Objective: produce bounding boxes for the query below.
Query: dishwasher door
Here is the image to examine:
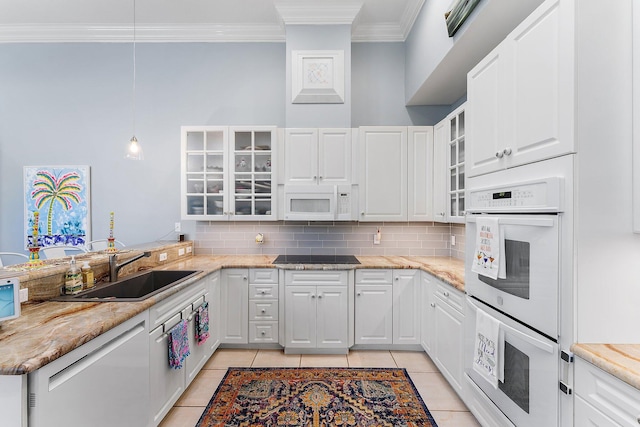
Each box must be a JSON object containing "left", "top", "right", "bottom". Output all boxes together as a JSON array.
[{"left": 28, "top": 312, "right": 149, "bottom": 427}]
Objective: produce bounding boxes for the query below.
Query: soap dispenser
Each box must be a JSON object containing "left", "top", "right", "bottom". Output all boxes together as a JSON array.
[
  {"left": 64, "top": 255, "right": 82, "bottom": 295},
  {"left": 81, "top": 261, "right": 94, "bottom": 289}
]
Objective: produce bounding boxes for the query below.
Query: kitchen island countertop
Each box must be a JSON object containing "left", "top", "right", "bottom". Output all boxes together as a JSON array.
[{"left": 0, "top": 254, "right": 463, "bottom": 375}]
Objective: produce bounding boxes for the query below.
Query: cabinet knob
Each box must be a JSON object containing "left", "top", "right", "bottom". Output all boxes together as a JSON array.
[
  {"left": 503, "top": 147, "right": 512, "bottom": 156},
  {"left": 357, "top": 292, "right": 361, "bottom": 296},
  {"left": 361, "top": 211, "right": 365, "bottom": 216},
  {"left": 261, "top": 331, "right": 266, "bottom": 336},
  {"left": 318, "top": 294, "right": 323, "bottom": 299},
  {"left": 243, "top": 276, "right": 247, "bottom": 281},
  {"left": 261, "top": 290, "right": 266, "bottom": 295},
  {"left": 495, "top": 151, "right": 504, "bottom": 159},
  {"left": 395, "top": 277, "right": 399, "bottom": 281},
  {"left": 261, "top": 309, "right": 266, "bottom": 313},
  {"left": 311, "top": 294, "right": 316, "bottom": 298},
  {"left": 430, "top": 302, "right": 436, "bottom": 307},
  {"left": 443, "top": 291, "right": 449, "bottom": 297},
  {"left": 319, "top": 176, "right": 323, "bottom": 180}
]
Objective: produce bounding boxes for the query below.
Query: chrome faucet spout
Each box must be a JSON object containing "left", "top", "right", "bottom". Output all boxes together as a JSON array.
[{"left": 109, "top": 251, "right": 152, "bottom": 282}]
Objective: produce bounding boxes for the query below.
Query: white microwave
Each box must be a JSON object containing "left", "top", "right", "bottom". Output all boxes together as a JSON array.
[{"left": 283, "top": 185, "right": 355, "bottom": 221}]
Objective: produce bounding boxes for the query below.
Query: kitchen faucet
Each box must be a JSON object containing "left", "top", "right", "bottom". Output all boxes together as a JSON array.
[{"left": 109, "top": 251, "right": 152, "bottom": 282}]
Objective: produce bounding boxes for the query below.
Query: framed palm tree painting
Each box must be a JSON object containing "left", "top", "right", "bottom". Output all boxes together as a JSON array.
[{"left": 24, "top": 165, "right": 91, "bottom": 249}]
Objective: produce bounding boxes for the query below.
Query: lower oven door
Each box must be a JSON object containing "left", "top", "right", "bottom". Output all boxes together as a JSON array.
[{"left": 465, "top": 296, "right": 559, "bottom": 427}]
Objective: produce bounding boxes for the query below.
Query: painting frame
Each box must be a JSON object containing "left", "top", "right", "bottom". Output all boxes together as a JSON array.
[
  {"left": 445, "top": 0, "right": 481, "bottom": 37},
  {"left": 291, "top": 50, "right": 345, "bottom": 104},
  {"left": 23, "top": 165, "right": 91, "bottom": 250}
]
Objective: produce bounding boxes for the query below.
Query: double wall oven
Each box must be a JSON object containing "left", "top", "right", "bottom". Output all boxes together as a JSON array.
[{"left": 464, "top": 157, "right": 573, "bottom": 427}]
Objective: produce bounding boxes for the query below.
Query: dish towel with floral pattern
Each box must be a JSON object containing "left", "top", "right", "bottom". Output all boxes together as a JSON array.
[
  {"left": 168, "top": 319, "right": 190, "bottom": 369},
  {"left": 195, "top": 301, "right": 210, "bottom": 345}
]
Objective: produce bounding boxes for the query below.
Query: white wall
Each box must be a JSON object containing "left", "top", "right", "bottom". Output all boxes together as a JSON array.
[{"left": 574, "top": 0, "right": 640, "bottom": 343}]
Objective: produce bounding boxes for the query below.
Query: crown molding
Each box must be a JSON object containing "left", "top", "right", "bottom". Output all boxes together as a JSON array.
[
  {"left": 351, "top": 23, "right": 406, "bottom": 42},
  {"left": 274, "top": 0, "right": 364, "bottom": 25},
  {"left": 0, "top": 24, "right": 286, "bottom": 43}
]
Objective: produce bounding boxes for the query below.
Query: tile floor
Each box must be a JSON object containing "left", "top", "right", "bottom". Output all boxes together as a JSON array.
[{"left": 159, "top": 349, "right": 481, "bottom": 427}]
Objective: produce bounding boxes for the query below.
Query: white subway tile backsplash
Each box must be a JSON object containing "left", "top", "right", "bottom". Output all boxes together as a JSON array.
[{"left": 193, "top": 221, "right": 466, "bottom": 259}]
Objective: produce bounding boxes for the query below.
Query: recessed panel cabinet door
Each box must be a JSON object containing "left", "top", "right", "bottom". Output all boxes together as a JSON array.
[
  {"left": 285, "top": 286, "right": 316, "bottom": 348},
  {"left": 316, "top": 285, "right": 349, "bottom": 348},
  {"left": 392, "top": 270, "right": 421, "bottom": 345},
  {"left": 358, "top": 127, "right": 408, "bottom": 221},
  {"left": 221, "top": 269, "right": 248, "bottom": 344},
  {"left": 283, "top": 128, "right": 319, "bottom": 185},
  {"left": 355, "top": 285, "right": 393, "bottom": 345}
]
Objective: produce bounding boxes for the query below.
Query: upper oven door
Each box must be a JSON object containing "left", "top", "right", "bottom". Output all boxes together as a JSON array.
[{"left": 466, "top": 214, "right": 559, "bottom": 338}]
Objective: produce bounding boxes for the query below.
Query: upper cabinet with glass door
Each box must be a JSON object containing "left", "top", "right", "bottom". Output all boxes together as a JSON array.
[
  {"left": 181, "top": 126, "right": 277, "bottom": 221},
  {"left": 448, "top": 106, "right": 465, "bottom": 222}
]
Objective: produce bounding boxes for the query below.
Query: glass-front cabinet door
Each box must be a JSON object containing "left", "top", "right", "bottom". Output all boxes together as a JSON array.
[
  {"left": 448, "top": 106, "right": 465, "bottom": 223},
  {"left": 230, "top": 127, "right": 276, "bottom": 220},
  {"left": 181, "top": 126, "right": 277, "bottom": 221}
]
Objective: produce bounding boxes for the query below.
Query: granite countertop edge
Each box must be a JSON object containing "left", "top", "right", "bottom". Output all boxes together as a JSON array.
[
  {"left": 571, "top": 343, "right": 640, "bottom": 391},
  {"left": 0, "top": 254, "right": 463, "bottom": 375}
]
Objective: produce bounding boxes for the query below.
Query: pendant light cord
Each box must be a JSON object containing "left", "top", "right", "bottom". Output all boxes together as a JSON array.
[{"left": 132, "top": 0, "right": 137, "bottom": 137}]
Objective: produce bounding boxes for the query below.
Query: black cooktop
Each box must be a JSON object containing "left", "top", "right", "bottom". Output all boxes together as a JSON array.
[{"left": 273, "top": 255, "right": 360, "bottom": 265}]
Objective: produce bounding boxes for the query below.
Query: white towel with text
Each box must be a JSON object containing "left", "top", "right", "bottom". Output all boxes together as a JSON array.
[
  {"left": 473, "top": 307, "right": 504, "bottom": 389},
  {"left": 472, "top": 217, "right": 505, "bottom": 280}
]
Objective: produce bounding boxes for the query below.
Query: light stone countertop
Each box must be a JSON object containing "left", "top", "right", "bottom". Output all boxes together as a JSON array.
[
  {"left": 0, "top": 254, "right": 463, "bottom": 375},
  {"left": 572, "top": 343, "right": 640, "bottom": 390}
]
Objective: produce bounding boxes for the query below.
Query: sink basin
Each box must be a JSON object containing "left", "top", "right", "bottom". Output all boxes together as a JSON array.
[{"left": 53, "top": 270, "right": 202, "bottom": 302}]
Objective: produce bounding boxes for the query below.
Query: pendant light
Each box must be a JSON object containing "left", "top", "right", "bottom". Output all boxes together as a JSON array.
[{"left": 125, "top": 0, "right": 144, "bottom": 160}]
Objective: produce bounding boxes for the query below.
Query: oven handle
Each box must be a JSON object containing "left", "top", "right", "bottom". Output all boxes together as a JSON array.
[
  {"left": 467, "top": 297, "right": 555, "bottom": 354},
  {"left": 466, "top": 216, "right": 555, "bottom": 227}
]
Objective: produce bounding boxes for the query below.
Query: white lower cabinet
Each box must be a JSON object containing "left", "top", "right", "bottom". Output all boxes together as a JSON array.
[
  {"left": 28, "top": 311, "right": 150, "bottom": 427},
  {"left": 284, "top": 270, "right": 350, "bottom": 353},
  {"left": 220, "top": 269, "right": 249, "bottom": 344},
  {"left": 424, "top": 272, "right": 464, "bottom": 394},
  {"left": 248, "top": 268, "right": 279, "bottom": 344},
  {"left": 574, "top": 357, "right": 640, "bottom": 427},
  {"left": 354, "top": 269, "right": 421, "bottom": 346},
  {"left": 355, "top": 269, "right": 393, "bottom": 345},
  {"left": 149, "top": 277, "right": 209, "bottom": 426},
  {"left": 420, "top": 271, "right": 434, "bottom": 354}
]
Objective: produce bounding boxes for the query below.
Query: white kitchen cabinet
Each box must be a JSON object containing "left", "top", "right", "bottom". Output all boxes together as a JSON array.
[
  {"left": 359, "top": 126, "right": 434, "bottom": 222},
  {"left": 148, "top": 277, "right": 209, "bottom": 426},
  {"left": 355, "top": 269, "right": 393, "bottom": 345},
  {"left": 433, "top": 104, "right": 466, "bottom": 223},
  {"left": 426, "top": 274, "right": 464, "bottom": 394},
  {"left": 420, "top": 271, "right": 434, "bottom": 354},
  {"left": 358, "top": 126, "right": 408, "bottom": 221},
  {"left": 282, "top": 128, "right": 352, "bottom": 186},
  {"left": 392, "top": 269, "right": 421, "bottom": 345},
  {"left": 248, "top": 268, "right": 279, "bottom": 344},
  {"left": 466, "top": 0, "right": 573, "bottom": 178},
  {"left": 408, "top": 126, "right": 434, "bottom": 221},
  {"left": 181, "top": 126, "right": 277, "bottom": 220},
  {"left": 28, "top": 311, "right": 150, "bottom": 427},
  {"left": 205, "top": 271, "right": 221, "bottom": 356},
  {"left": 220, "top": 269, "right": 249, "bottom": 344},
  {"left": 574, "top": 357, "right": 640, "bottom": 427},
  {"left": 284, "top": 270, "right": 350, "bottom": 353}
]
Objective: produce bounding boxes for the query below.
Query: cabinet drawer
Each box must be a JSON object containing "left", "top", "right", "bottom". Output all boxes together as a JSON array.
[
  {"left": 285, "top": 270, "right": 349, "bottom": 286},
  {"left": 250, "top": 268, "right": 278, "bottom": 284},
  {"left": 249, "top": 300, "right": 278, "bottom": 321},
  {"left": 355, "top": 269, "right": 392, "bottom": 284},
  {"left": 249, "top": 322, "right": 278, "bottom": 343},
  {"left": 433, "top": 281, "right": 463, "bottom": 313},
  {"left": 575, "top": 358, "right": 640, "bottom": 426},
  {"left": 149, "top": 278, "right": 207, "bottom": 329},
  {"left": 249, "top": 284, "right": 278, "bottom": 299}
]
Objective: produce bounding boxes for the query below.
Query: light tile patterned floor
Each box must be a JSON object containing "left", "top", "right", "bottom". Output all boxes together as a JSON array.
[{"left": 159, "top": 349, "right": 481, "bottom": 427}]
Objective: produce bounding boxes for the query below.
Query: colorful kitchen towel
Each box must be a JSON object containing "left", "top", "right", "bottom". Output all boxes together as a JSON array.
[
  {"left": 473, "top": 307, "right": 504, "bottom": 389},
  {"left": 168, "top": 319, "right": 190, "bottom": 369},
  {"left": 472, "top": 216, "right": 506, "bottom": 280},
  {"left": 195, "top": 301, "right": 210, "bottom": 345}
]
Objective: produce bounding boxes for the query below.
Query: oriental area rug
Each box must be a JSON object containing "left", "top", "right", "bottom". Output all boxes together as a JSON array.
[{"left": 196, "top": 367, "right": 438, "bottom": 427}]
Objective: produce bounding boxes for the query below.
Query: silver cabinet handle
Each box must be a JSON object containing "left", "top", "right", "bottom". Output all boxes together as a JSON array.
[
  {"left": 443, "top": 291, "right": 449, "bottom": 297},
  {"left": 357, "top": 292, "right": 361, "bottom": 296},
  {"left": 430, "top": 302, "right": 435, "bottom": 307},
  {"left": 395, "top": 277, "right": 399, "bottom": 281},
  {"left": 261, "top": 290, "right": 266, "bottom": 295},
  {"left": 361, "top": 211, "right": 365, "bottom": 216},
  {"left": 261, "top": 331, "right": 266, "bottom": 336},
  {"left": 495, "top": 151, "right": 504, "bottom": 159},
  {"left": 243, "top": 276, "right": 247, "bottom": 281},
  {"left": 318, "top": 294, "right": 323, "bottom": 299},
  {"left": 503, "top": 147, "right": 512, "bottom": 156},
  {"left": 261, "top": 309, "right": 266, "bottom": 313},
  {"left": 311, "top": 294, "right": 315, "bottom": 298}
]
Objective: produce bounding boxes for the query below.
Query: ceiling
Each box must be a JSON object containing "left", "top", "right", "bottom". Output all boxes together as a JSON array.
[{"left": 0, "top": 0, "right": 426, "bottom": 43}]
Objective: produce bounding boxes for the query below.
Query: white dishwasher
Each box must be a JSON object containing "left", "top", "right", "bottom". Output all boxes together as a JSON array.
[{"left": 28, "top": 311, "right": 150, "bottom": 427}]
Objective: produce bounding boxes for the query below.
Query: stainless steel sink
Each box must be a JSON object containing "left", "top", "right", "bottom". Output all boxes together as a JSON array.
[{"left": 53, "top": 270, "right": 201, "bottom": 302}]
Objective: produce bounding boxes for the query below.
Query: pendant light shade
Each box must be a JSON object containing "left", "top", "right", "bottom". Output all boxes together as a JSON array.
[{"left": 125, "top": 0, "right": 143, "bottom": 160}]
